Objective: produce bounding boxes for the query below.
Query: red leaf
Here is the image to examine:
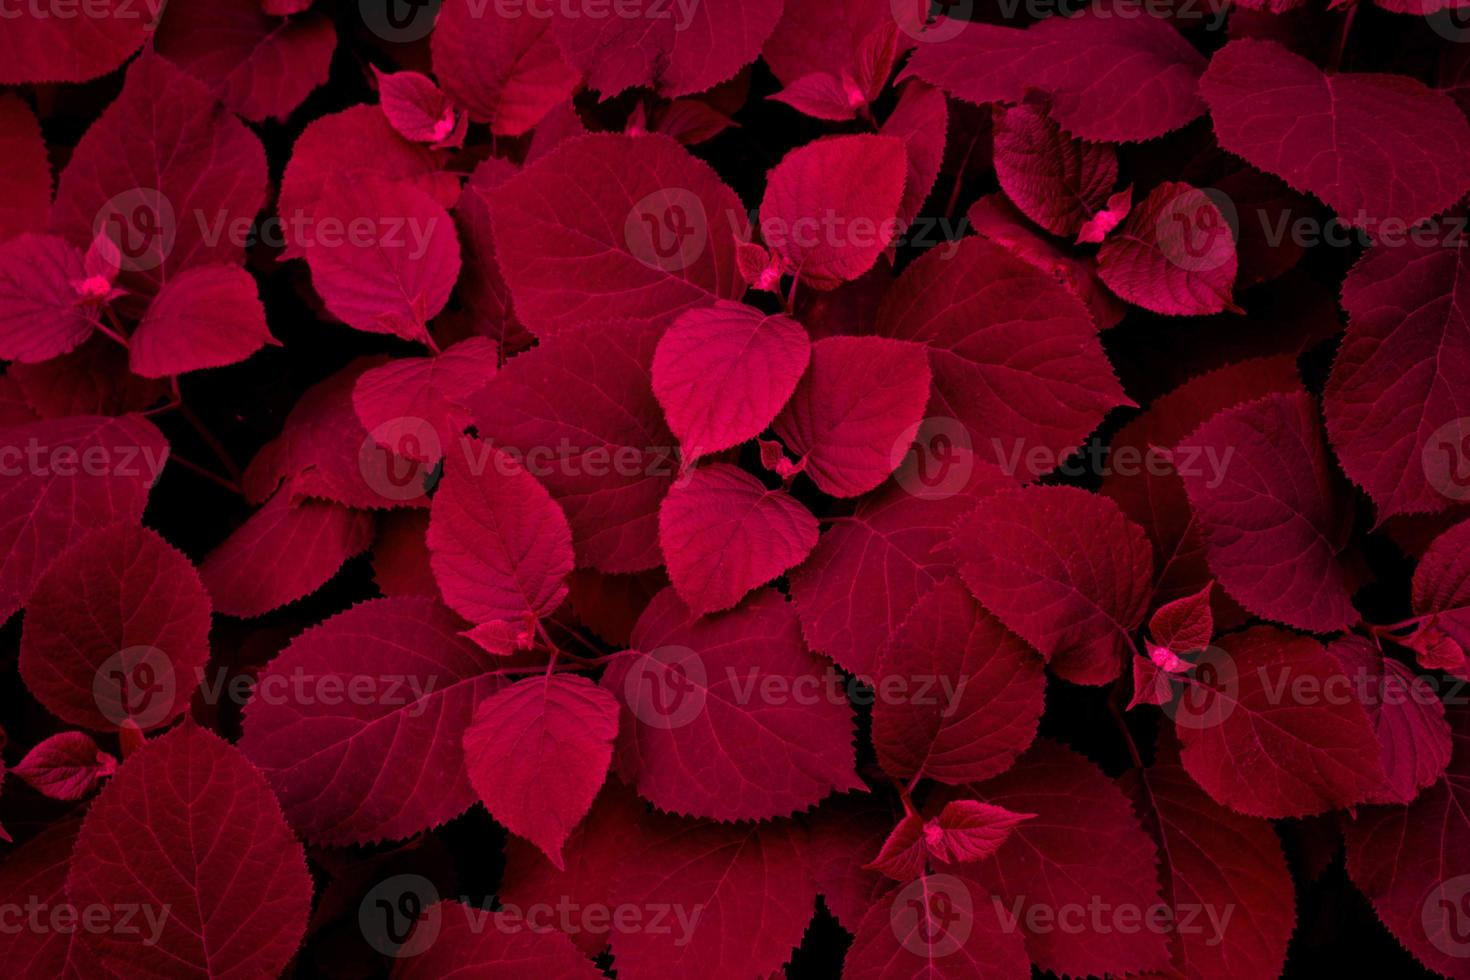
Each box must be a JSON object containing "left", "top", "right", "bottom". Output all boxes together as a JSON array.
[
  {"left": 877, "top": 236, "right": 1130, "bottom": 466},
  {"left": 303, "top": 175, "right": 461, "bottom": 343},
  {"left": 927, "top": 800, "right": 1034, "bottom": 865},
  {"left": 200, "top": 487, "right": 375, "bottom": 617},
  {"left": 1326, "top": 240, "right": 1470, "bottom": 520},
  {"left": 759, "top": 135, "right": 908, "bottom": 290},
  {"left": 1148, "top": 581, "right": 1215, "bottom": 657},
  {"left": 902, "top": 9, "right": 1207, "bottom": 142},
  {"left": 428, "top": 439, "right": 574, "bottom": 627},
  {"left": 389, "top": 900, "right": 602, "bottom": 979},
  {"left": 1097, "top": 181, "right": 1240, "bottom": 315},
  {"left": 130, "top": 264, "right": 274, "bottom": 377},
  {"left": 0, "top": 414, "right": 167, "bottom": 624},
  {"left": 967, "top": 193, "right": 1128, "bottom": 329},
  {"left": 1413, "top": 517, "right": 1470, "bottom": 674},
  {"left": 432, "top": 0, "right": 580, "bottom": 136},
  {"left": 0, "top": 821, "right": 83, "bottom": 974},
  {"left": 67, "top": 724, "right": 313, "bottom": 978},
  {"left": 1100, "top": 355, "right": 1303, "bottom": 617},
  {"left": 865, "top": 813, "right": 928, "bottom": 881},
  {"left": 50, "top": 52, "right": 268, "bottom": 300},
  {"left": 468, "top": 319, "right": 676, "bottom": 573},
  {"left": 488, "top": 133, "right": 744, "bottom": 335},
  {"left": 600, "top": 587, "right": 860, "bottom": 820},
  {"left": 373, "top": 68, "right": 462, "bottom": 146},
  {"left": 959, "top": 739, "right": 1172, "bottom": 976},
  {"left": 20, "top": 522, "right": 211, "bottom": 732},
  {"left": 606, "top": 814, "right": 818, "bottom": 978},
  {"left": 1175, "top": 627, "right": 1387, "bottom": 817},
  {"left": 1121, "top": 758, "right": 1296, "bottom": 980},
  {"left": 790, "top": 461, "right": 1015, "bottom": 676},
  {"left": 0, "top": 234, "right": 97, "bottom": 363},
  {"left": 1201, "top": 39, "right": 1470, "bottom": 230},
  {"left": 1178, "top": 391, "right": 1357, "bottom": 632},
  {"left": 658, "top": 463, "right": 818, "bottom": 615},
  {"left": 1345, "top": 705, "right": 1470, "bottom": 980},
  {"left": 992, "top": 102, "right": 1119, "bottom": 238},
  {"left": 880, "top": 81, "right": 950, "bottom": 234},
  {"left": 953, "top": 486, "right": 1154, "bottom": 686},
  {"left": 239, "top": 597, "right": 515, "bottom": 844},
  {"left": 278, "top": 105, "right": 458, "bottom": 261},
  {"left": 154, "top": 0, "right": 336, "bottom": 123},
  {"left": 10, "top": 337, "right": 169, "bottom": 419},
  {"left": 1328, "top": 635, "right": 1452, "bottom": 805},
  {"left": 1077, "top": 187, "right": 1132, "bottom": 244},
  {"left": 352, "top": 337, "right": 499, "bottom": 462},
  {"left": 807, "top": 794, "right": 894, "bottom": 931},
  {"left": 245, "top": 360, "right": 430, "bottom": 509},
  {"left": 0, "top": 0, "right": 153, "bottom": 84},
  {"left": 11, "top": 731, "right": 118, "bottom": 801},
  {"left": 463, "top": 674, "right": 618, "bottom": 868},
  {"left": 0, "top": 94, "right": 51, "bottom": 243},
  {"left": 873, "top": 578, "right": 1045, "bottom": 785},
  {"left": 762, "top": 0, "right": 924, "bottom": 91},
  {"left": 454, "top": 156, "right": 524, "bottom": 346},
  {"left": 652, "top": 301, "right": 810, "bottom": 459},
  {"left": 772, "top": 336, "right": 932, "bottom": 497},
  {"left": 548, "top": 0, "right": 783, "bottom": 99}
]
